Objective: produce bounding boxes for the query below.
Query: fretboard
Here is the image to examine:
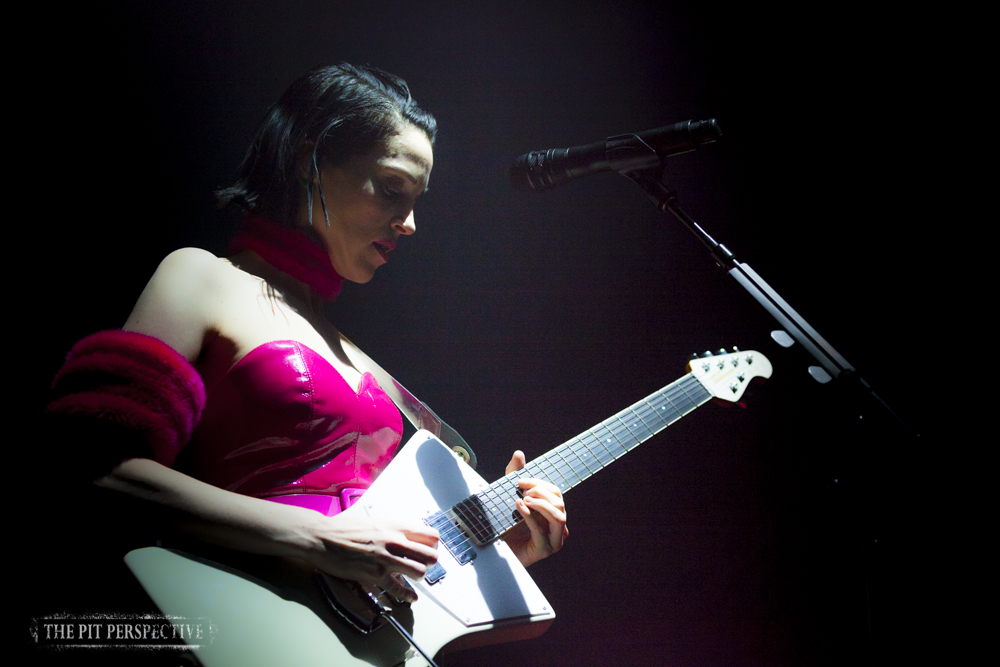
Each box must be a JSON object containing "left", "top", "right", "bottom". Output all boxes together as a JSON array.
[{"left": 448, "top": 372, "right": 712, "bottom": 546}]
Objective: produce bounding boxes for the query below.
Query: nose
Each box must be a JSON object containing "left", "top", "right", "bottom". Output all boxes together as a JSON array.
[{"left": 393, "top": 210, "right": 416, "bottom": 236}]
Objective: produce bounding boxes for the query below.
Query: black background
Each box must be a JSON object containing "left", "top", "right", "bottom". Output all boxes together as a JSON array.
[{"left": 22, "top": 2, "right": 951, "bottom": 665}]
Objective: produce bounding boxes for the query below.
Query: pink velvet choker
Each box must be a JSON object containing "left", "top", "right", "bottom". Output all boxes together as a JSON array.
[{"left": 229, "top": 216, "right": 344, "bottom": 301}]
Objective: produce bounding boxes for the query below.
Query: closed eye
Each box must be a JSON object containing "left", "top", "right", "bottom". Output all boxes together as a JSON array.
[{"left": 381, "top": 175, "right": 409, "bottom": 200}]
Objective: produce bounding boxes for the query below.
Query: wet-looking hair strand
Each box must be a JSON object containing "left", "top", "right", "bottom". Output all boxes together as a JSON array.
[{"left": 216, "top": 63, "right": 437, "bottom": 226}]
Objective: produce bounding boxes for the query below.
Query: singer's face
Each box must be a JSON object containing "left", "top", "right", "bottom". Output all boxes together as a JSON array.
[{"left": 299, "top": 123, "right": 434, "bottom": 283}]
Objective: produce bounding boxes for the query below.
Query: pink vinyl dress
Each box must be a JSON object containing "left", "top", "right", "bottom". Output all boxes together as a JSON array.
[{"left": 178, "top": 340, "right": 403, "bottom": 514}]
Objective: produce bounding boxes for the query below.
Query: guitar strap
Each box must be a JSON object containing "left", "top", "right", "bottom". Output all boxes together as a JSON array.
[{"left": 337, "top": 332, "right": 478, "bottom": 469}]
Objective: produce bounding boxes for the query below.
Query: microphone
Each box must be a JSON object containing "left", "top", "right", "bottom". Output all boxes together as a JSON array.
[{"left": 509, "top": 119, "right": 722, "bottom": 192}]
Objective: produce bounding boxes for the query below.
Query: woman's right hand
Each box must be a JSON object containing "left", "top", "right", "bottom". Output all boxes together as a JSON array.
[
  {"left": 303, "top": 515, "right": 439, "bottom": 602},
  {"left": 98, "top": 459, "right": 438, "bottom": 602}
]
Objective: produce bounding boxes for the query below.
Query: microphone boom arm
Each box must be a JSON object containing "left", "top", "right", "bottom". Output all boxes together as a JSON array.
[{"left": 623, "top": 167, "right": 913, "bottom": 435}]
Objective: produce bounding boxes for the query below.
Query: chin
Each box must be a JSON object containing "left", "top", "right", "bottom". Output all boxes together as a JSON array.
[
  {"left": 345, "top": 266, "right": 377, "bottom": 284},
  {"left": 331, "top": 256, "right": 375, "bottom": 284}
]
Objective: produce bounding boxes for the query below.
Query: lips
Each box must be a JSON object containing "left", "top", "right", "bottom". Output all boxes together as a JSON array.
[{"left": 373, "top": 240, "right": 395, "bottom": 262}]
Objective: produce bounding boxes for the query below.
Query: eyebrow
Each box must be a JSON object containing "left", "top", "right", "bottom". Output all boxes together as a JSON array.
[
  {"left": 403, "top": 151, "right": 432, "bottom": 169},
  {"left": 384, "top": 159, "right": 431, "bottom": 193},
  {"left": 386, "top": 169, "right": 430, "bottom": 193}
]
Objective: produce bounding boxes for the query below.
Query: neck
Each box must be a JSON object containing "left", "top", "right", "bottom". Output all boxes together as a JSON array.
[
  {"left": 228, "top": 215, "right": 345, "bottom": 302},
  {"left": 228, "top": 249, "right": 322, "bottom": 314}
]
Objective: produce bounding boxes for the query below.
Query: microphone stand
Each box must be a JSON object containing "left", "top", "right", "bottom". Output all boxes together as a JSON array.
[
  {"left": 622, "top": 165, "right": 916, "bottom": 661},
  {"left": 623, "top": 166, "right": 914, "bottom": 434}
]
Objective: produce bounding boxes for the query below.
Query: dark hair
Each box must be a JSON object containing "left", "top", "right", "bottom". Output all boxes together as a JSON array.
[{"left": 216, "top": 63, "right": 437, "bottom": 224}]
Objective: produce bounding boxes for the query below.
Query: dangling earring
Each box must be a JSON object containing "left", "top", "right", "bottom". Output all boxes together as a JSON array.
[
  {"left": 300, "top": 176, "right": 316, "bottom": 226},
  {"left": 312, "top": 153, "right": 331, "bottom": 228}
]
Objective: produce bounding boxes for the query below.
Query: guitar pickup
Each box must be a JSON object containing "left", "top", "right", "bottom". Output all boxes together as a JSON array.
[
  {"left": 424, "top": 562, "right": 447, "bottom": 585},
  {"left": 424, "top": 510, "right": 479, "bottom": 565}
]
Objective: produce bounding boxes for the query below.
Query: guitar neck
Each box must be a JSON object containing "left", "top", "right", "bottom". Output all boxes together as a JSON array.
[{"left": 451, "top": 373, "right": 713, "bottom": 544}]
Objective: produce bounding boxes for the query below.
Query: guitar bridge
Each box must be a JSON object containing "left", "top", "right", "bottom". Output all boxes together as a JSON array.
[{"left": 424, "top": 562, "right": 447, "bottom": 585}]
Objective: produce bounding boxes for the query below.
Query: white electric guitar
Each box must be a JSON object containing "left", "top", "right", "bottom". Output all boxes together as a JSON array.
[{"left": 126, "top": 348, "right": 771, "bottom": 666}]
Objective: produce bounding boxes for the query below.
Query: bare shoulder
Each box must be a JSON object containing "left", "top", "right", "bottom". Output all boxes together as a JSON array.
[
  {"left": 161, "top": 248, "right": 246, "bottom": 294},
  {"left": 159, "top": 246, "right": 220, "bottom": 266},
  {"left": 123, "top": 248, "right": 236, "bottom": 362}
]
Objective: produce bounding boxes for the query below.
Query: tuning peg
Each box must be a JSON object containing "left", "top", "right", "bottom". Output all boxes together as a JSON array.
[
  {"left": 690, "top": 352, "right": 700, "bottom": 360},
  {"left": 701, "top": 350, "right": 714, "bottom": 358},
  {"left": 732, "top": 346, "right": 740, "bottom": 352},
  {"left": 716, "top": 348, "right": 728, "bottom": 356}
]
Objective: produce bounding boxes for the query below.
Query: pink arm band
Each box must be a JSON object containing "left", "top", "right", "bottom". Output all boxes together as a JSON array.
[{"left": 47, "top": 330, "right": 207, "bottom": 470}]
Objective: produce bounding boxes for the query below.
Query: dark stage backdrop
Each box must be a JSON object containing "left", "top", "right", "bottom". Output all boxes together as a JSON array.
[{"left": 24, "top": 2, "right": 941, "bottom": 665}]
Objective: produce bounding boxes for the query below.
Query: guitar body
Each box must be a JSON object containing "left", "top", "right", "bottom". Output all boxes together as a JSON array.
[
  {"left": 126, "top": 431, "right": 555, "bottom": 667},
  {"left": 127, "top": 349, "right": 770, "bottom": 665}
]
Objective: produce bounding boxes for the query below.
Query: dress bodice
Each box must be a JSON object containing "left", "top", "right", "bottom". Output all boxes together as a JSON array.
[{"left": 179, "top": 340, "right": 402, "bottom": 498}]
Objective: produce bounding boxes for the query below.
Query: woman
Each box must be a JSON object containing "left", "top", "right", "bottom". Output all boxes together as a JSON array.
[{"left": 48, "top": 64, "right": 566, "bottom": 608}]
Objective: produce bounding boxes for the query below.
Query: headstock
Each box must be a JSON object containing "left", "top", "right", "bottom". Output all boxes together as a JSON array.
[{"left": 687, "top": 348, "right": 772, "bottom": 402}]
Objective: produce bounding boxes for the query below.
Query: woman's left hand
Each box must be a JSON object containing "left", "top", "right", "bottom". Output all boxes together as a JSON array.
[{"left": 502, "top": 450, "right": 568, "bottom": 567}]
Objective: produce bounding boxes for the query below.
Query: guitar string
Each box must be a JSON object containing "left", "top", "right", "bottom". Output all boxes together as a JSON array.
[
  {"left": 466, "top": 373, "right": 712, "bottom": 538},
  {"left": 484, "top": 375, "right": 701, "bottom": 535},
  {"left": 437, "top": 373, "right": 715, "bottom": 552}
]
